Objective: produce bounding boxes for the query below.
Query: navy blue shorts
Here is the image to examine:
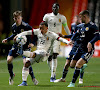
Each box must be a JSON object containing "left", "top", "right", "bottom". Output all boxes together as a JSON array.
[
  {"left": 73, "top": 49, "right": 94, "bottom": 63},
  {"left": 8, "top": 44, "right": 27, "bottom": 59},
  {"left": 66, "top": 43, "right": 79, "bottom": 60},
  {"left": 8, "top": 45, "right": 18, "bottom": 58}
]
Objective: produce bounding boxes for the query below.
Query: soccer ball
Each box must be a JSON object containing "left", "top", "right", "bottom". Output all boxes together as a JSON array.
[{"left": 16, "top": 35, "right": 27, "bottom": 45}]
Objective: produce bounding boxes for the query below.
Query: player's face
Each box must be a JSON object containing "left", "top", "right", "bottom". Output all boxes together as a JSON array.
[
  {"left": 74, "top": 16, "right": 81, "bottom": 24},
  {"left": 79, "top": 15, "right": 85, "bottom": 23},
  {"left": 52, "top": 4, "right": 59, "bottom": 15},
  {"left": 39, "top": 25, "right": 48, "bottom": 35},
  {"left": 13, "top": 15, "right": 22, "bottom": 25}
]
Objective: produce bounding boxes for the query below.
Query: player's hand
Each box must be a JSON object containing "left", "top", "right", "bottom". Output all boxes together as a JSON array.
[
  {"left": 57, "top": 33, "right": 64, "bottom": 37},
  {"left": 87, "top": 42, "right": 93, "bottom": 52},
  {"left": 2, "top": 39, "right": 7, "bottom": 43},
  {"left": 28, "top": 43, "right": 34, "bottom": 48},
  {"left": 67, "top": 40, "right": 73, "bottom": 45},
  {"left": 13, "top": 35, "right": 18, "bottom": 42}
]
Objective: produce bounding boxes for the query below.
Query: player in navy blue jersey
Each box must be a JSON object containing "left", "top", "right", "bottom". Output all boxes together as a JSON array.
[
  {"left": 67, "top": 10, "right": 99, "bottom": 87},
  {"left": 54, "top": 15, "right": 87, "bottom": 84},
  {"left": 2, "top": 11, "right": 38, "bottom": 85}
]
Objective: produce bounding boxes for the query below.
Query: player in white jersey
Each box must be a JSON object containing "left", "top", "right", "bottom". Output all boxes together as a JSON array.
[
  {"left": 43, "top": 3, "right": 70, "bottom": 82},
  {"left": 14, "top": 21, "right": 70, "bottom": 86}
]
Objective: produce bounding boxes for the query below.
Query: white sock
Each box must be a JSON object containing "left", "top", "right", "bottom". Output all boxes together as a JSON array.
[
  {"left": 47, "top": 60, "right": 52, "bottom": 70},
  {"left": 51, "top": 59, "right": 57, "bottom": 77},
  {"left": 22, "top": 67, "right": 29, "bottom": 81}
]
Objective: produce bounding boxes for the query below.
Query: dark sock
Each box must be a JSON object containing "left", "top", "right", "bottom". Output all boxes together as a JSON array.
[
  {"left": 8, "top": 63, "right": 13, "bottom": 79},
  {"left": 62, "top": 69, "right": 68, "bottom": 79},
  {"left": 80, "top": 72, "right": 84, "bottom": 79},
  {"left": 72, "top": 68, "right": 80, "bottom": 83},
  {"left": 29, "top": 66, "right": 35, "bottom": 80}
]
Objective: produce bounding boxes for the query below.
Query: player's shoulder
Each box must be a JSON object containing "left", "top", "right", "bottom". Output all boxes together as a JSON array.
[
  {"left": 58, "top": 13, "right": 66, "bottom": 18},
  {"left": 44, "top": 13, "right": 52, "bottom": 16},
  {"left": 71, "top": 23, "right": 76, "bottom": 26},
  {"left": 48, "top": 30, "right": 57, "bottom": 36},
  {"left": 89, "top": 21, "right": 97, "bottom": 27},
  {"left": 22, "top": 21, "right": 29, "bottom": 26},
  {"left": 33, "top": 28, "right": 39, "bottom": 31},
  {"left": 77, "top": 23, "right": 84, "bottom": 27},
  {"left": 12, "top": 23, "right": 16, "bottom": 28}
]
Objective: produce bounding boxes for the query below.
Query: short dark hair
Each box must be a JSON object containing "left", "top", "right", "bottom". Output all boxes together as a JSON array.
[
  {"left": 79, "top": 10, "right": 89, "bottom": 16},
  {"left": 13, "top": 10, "right": 22, "bottom": 17},
  {"left": 40, "top": 21, "right": 48, "bottom": 27},
  {"left": 52, "top": 3, "right": 60, "bottom": 8}
]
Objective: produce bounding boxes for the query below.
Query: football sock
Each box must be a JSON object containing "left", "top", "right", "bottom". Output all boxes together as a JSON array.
[
  {"left": 72, "top": 67, "right": 80, "bottom": 83},
  {"left": 80, "top": 72, "right": 84, "bottom": 79},
  {"left": 62, "top": 69, "right": 68, "bottom": 79},
  {"left": 22, "top": 67, "right": 29, "bottom": 81},
  {"left": 8, "top": 63, "right": 13, "bottom": 79},
  {"left": 29, "top": 66, "right": 35, "bottom": 80},
  {"left": 47, "top": 60, "right": 52, "bottom": 70},
  {"left": 51, "top": 59, "right": 57, "bottom": 77}
]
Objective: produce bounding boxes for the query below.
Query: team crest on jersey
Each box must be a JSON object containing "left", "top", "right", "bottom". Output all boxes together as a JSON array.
[
  {"left": 11, "top": 48, "right": 15, "bottom": 50},
  {"left": 85, "top": 27, "right": 89, "bottom": 31},
  {"left": 59, "top": 19, "right": 61, "bottom": 22},
  {"left": 21, "top": 29, "right": 24, "bottom": 32},
  {"left": 46, "top": 37, "right": 49, "bottom": 40}
]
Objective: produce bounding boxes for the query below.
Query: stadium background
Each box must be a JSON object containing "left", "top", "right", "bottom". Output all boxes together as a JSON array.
[{"left": 0, "top": 0, "right": 100, "bottom": 57}]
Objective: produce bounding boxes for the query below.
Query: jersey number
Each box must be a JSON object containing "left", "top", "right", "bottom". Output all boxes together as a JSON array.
[
  {"left": 54, "top": 22, "right": 56, "bottom": 27},
  {"left": 40, "top": 39, "right": 45, "bottom": 44}
]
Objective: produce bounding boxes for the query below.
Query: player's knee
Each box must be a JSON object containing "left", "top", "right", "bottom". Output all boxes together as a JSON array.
[
  {"left": 52, "top": 53, "right": 58, "bottom": 59},
  {"left": 64, "top": 64, "right": 69, "bottom": 70},
  {"left": 31, "top": 52, "right": 36, "bottom": 58},
  {"left": 48, "top": 55, "right": 53, "bottom": 61},
  {"left": 76, "top": 62, "right": 82, "bottom": 68},
  {"left": 25, "top": 61, "right": 31, "bottom": 68},
  {"left": 7, "top": 58, "right": 12, "bottom": 64},
  {"left": 70, "top": 66, "right": 75, "bottom": 68}
]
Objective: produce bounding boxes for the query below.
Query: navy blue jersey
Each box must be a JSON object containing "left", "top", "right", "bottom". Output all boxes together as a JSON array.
[
  {"left": 71, "top": 23, "right": 77, "bottom": 34},
  {"left": 7, "top": 21, "right": 32, "bottom": 50},
  {"left": 64, "top": 23, "right": 78, "bottom": 38},
  {"left": 71, "top": 21, "right": 99, "bottom": 52}
]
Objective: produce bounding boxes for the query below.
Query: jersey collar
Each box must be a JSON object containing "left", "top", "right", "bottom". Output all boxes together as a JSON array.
[{"left": 52, "top": 12, "right": 59, "bottom": 16}]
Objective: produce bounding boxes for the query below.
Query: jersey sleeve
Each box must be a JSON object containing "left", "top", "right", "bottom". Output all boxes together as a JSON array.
[
  {"left": 62, "top": 15, "right": 67, "bottom": 24},
  {"left": 33, "top": 29, "right": 39, "bottom": 35},
  {"left": 49, "top": 32, "right": 59, "bottom": 40},
  {"left": 26, "top": 24, "right": 32, "bottom": 30},
  {"left": 43, "top": 14, "right": 48, "bottom": 22},
  {"left": 93, "top": 25, "right": 99, "bottom": 34}
]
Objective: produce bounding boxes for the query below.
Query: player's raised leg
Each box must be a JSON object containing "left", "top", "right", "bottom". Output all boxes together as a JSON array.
[{"left": 79, "top": 64, "right": 87, "bottom": 84}]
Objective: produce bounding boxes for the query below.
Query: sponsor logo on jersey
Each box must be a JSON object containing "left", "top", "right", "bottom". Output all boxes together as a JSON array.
[
  {"left": 59, "top": 19, "right": 61, "bottom": 22},
  {"left": 85, "top": 27, "right": 89, "bottom": 31}
]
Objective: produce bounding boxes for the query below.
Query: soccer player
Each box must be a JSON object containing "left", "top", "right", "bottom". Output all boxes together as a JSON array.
[
  {"left": 67, "top": 10, "right": 99, "bottom": 87},
  {"left": 2, "top": 11, "right": 38, "bottom": 85},
  {"left": 43, "top": 3, "right": 70, "bottom": 82},
  {"left": 54, "top": 15, "right": 87, "bottom": 84},
  {"left": 14, "top": 21, "right": 70, "bottom": 86}
]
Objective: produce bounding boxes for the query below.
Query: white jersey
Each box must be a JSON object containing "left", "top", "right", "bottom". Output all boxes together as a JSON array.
[
  {"left": 43, "top": 12, "right": 67, "bottom": 33},
  {"left": 33, "top": 29, "right": 59, "bottom": 53}
]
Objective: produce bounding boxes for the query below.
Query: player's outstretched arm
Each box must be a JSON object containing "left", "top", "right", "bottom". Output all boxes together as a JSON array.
[{"left": 57, "top": 37, "right": 72, "bottom": 45}]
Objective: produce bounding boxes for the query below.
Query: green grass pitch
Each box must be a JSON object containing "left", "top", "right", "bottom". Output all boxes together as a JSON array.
[{"left": 0, "top": 57, "right": 100, "bottom": 90}]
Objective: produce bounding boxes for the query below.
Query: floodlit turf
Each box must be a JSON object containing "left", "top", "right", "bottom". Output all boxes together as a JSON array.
[{"left": 0, "top": 57, "right": 100, "bottom": 90}]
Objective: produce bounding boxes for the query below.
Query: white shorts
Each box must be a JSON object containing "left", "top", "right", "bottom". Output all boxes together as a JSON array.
[
  {"left": 26, "top": 50, "right": 48, "bottom": 65},
  {"left": 50, "top": 40, "right": 60, "bottom": 54}
]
